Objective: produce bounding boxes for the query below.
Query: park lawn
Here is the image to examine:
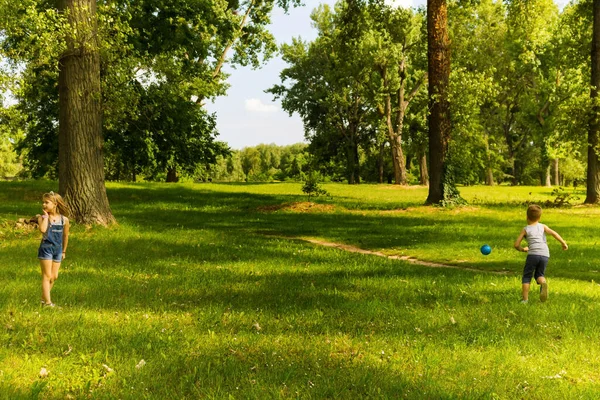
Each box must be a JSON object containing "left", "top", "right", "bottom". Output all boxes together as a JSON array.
[{"left": 0, "top": 181, "right": 599, "bottom": 399}]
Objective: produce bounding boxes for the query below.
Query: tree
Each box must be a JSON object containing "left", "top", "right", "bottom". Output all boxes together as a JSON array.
[
  {"left": 586, "top": 0, "right": 600, "bottom": 203},
  {"left": 426, "top": 0, "right": 456, "bottom": 203},
  {"left": 0, "top": 106, "right": 24, "bottom": 178},
  {"left": 1, "top": 0, "right": 303, "bottom": 221},
  {"left": 56, "top": 0, "right": 115, "bottom": 225},
  {"left": 269, "top": 3, "right": 373, "bottom": 184},
  {"left": 366, "top": 3, "right": 427, "bottom": 185}
]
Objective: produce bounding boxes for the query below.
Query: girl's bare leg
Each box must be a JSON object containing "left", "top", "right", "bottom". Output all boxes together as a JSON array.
[
  {"left": 40, "top": 259, "right": 53, "bottom": 304},
  {"left": 50, "top": 262, "right": 61, "bottom": 290}
]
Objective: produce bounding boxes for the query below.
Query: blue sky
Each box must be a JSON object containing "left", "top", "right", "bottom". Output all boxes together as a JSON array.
[
  {"left": 205, "top": 0, "right": 422, "bottom": 150},
  {"left": 206, "top": 0, "right": 571, "bottom": 150}
]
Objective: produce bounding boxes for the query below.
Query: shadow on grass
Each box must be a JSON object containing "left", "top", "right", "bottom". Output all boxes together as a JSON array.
[{"left": 4, "top": 232, "right": 597, "bottom": 316}]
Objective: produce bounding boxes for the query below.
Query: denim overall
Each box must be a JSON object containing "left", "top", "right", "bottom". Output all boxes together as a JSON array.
[{"left": 37, "top": 215, "right": 64, "bottom": 262}]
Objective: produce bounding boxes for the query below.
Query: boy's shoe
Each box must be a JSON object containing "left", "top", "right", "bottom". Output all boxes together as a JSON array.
[
  {"left": 540, "top": 282, "right": 548, "bottom": 302},
  {"left": 520, "top": 299, "right": 528, "bottom": 304}
]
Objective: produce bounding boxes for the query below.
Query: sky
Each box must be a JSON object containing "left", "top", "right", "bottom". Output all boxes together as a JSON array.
[
  {"left": 206, "top": 0, "right": 571, "bottom": 150},
  {"left": 205, "top": 0, "right": 422, "bottom": 150}
]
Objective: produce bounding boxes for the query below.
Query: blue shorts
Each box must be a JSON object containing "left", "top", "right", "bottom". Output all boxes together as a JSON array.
[
  {"left": 522, "top": 254, "right": 548, "bottom": 284},
  {"left": 38, "top": 243, "right": 62, "bottom": 263}
]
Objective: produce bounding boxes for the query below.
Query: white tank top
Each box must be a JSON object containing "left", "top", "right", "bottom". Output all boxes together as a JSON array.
[{"left": 525, "top": 223, "right": 550, "bottom": 257}]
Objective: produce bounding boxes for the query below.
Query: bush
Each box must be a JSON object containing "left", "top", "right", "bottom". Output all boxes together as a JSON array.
[{"left": 302, "top": 172, "right": 330, "bottom": 200}]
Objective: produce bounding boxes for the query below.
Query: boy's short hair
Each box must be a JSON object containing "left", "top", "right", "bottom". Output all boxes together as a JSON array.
[{"left": 527, "top": 204, "right": 542, "bottom": 221}]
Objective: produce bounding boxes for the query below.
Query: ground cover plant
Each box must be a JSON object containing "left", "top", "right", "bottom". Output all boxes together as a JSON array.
[{"left": 1, "top": 181, "right": 600, "bottom": 399}]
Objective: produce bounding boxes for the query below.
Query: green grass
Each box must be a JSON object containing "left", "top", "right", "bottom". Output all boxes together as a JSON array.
[{"left": 1, "top": 181, "right": 600, "bottom": 399}]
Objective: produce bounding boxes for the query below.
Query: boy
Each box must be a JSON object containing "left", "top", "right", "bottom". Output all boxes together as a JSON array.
[{"left": 514, "top": 204, "right": 568, "bottom": 303}]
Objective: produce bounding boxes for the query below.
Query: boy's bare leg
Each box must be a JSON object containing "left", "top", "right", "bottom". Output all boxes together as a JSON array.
[
  {"left": 522, "top": 283, "right": 530, "bottom": 302},
  {"left": 537, "top": 277, "right": 548, "bottom": 302}
]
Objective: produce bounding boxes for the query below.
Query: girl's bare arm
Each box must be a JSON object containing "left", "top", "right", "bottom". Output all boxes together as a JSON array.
[{"left": 62, "top": 218, "right": 70, "bottom": 258}]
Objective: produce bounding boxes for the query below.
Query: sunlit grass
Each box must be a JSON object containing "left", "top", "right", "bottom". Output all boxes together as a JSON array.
[{"left": 0, "top": 181, "right": 599, "bottom": 398}]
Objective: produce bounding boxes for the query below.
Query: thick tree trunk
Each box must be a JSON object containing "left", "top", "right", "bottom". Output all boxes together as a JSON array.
[
  {"left": 58, "top": 0, "right": 115, "bottom": 225},
  {"left": 587, "top": 0, "right": 600, "bottom": 204},
  {"left": 426, "top": 0, "right": 451, "bottom": 204}
]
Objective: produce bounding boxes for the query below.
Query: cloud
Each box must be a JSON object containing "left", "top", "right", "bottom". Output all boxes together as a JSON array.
[
  {"left": 385, "top": 0, "right": 414, "bottom": 8},
  {"left": 245, "top": 98, "right": 278, "bottom": 113}
]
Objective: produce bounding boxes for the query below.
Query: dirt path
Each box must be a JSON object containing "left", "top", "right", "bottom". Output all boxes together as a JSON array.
[{"left": 293, "top": 237, "right": 512, "bottom": 275}]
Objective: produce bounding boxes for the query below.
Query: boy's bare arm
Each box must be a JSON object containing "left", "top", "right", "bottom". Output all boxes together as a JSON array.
[
  {"left": 514, "top": 229, "right": 528, "bottom": 252},
  {"left": 544, "top": 225, "right": 568, "bottom": 250}
]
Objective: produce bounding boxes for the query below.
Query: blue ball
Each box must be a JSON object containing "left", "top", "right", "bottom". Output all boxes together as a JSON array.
[{"left": 480, "top": 244, "right": 492, "bottom": 255}]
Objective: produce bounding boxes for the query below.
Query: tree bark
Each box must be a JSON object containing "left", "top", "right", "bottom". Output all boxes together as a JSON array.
[
  {"left": 390, "top": 135, "right": 407, "bottom": 185},
  {"left": 419, "top": 151, "right": 429, "bottom": 186},
  {"left": 545, "top": 164, "right": 552, "bottom": 187},
  {"left": 378, "top": 141, "right": 385, "bottom": 184},
  {"left": 426, "top": 0, "right": 451, "bottom": 204},
  {"left": 166, "top": 167, "right": 179, "bottom": 183},
  {"left": 346, "top": 141, "right": 357, "bottom": 185},
  {"left": 58, "top": 0, "right": 115, "bottom": 225},
  {"left": 484, "top": 133, "right": 494, "bottom": 186},
  {"left": 552, "top": 158, "right": 559, "bottom": 187},
  {"left": 586, "top": 0, "right": 600, "bottom": 204}
]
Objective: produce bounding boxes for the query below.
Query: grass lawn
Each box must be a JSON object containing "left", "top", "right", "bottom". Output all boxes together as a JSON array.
[{"left": 1, "top": 181, "right": 599, "bottom": 399}]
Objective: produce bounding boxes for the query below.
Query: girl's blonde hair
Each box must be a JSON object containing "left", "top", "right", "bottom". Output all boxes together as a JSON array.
[{"left": 43, "top": 191, "right": 71, "bottom": 217}]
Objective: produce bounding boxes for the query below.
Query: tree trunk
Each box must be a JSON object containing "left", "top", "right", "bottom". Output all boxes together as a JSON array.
[
  {"left": 426, "top": 0, "right": 451, "bottom": 204},
  {"left": 485, "top": 168, "right": 494, "bottom": 186},
  {"left": 378, "top": 142, "right": 385, "bottom": 184},
  {"left": 58, "top": 0, "right": 115, "bottom": 225},
  {"left": 420, "top": 151, "right": 429, "bottom": 186},
  {"left": 484, "top": 133, "right": 494, "bottom": 186},
  {"left": 380, "top": 66, "right": 408, "bottom": 185},
  {"left": 552, "top": 158, "right": 559, "bottom": 186},
  {"left": 166, "top": 167, "right": 179, "bottom": 183},
  {"left": 390, "top": 136, "right": 407, "bottom": 185},
  {"left": 545, "top": 164, "right": 552, "bottom": 187},
  {"left": 353, "top": 140, "right": 361, "bottom": 184},
  {"left": 346, "top": 140, "right": 356, "bottom": 185},
  {"left": 587, "top": 0, "right": 600, "bottom": 203}
]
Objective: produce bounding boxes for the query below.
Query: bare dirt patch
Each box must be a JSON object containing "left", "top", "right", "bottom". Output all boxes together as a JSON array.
[
  {"left": 293, "top": 237, "right": 511, "bottom": 275},
  {"left": 257, "top": 202, "right": 335, "bottom": 213}
]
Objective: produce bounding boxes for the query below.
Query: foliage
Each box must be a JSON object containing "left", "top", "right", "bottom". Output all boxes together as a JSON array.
[
  {"left": 205, "top": 143, "right": 310, "bottom": 182},
  {"left": 301, "top": 171, "right": 330, "bottom": 200},
  {"left": 0, "top": 0, "right": 303, "bottom": 182},
  {"left": 545, "top": 186, "right": 580, "bottom": 207},
  {"left": 0, "top": 105, "right": 24, "bottom": 178}
]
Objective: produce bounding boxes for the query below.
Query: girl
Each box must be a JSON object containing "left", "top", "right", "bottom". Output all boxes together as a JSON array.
[{"left": 36, "top": 191, "right": 70, "bottom": 307}]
